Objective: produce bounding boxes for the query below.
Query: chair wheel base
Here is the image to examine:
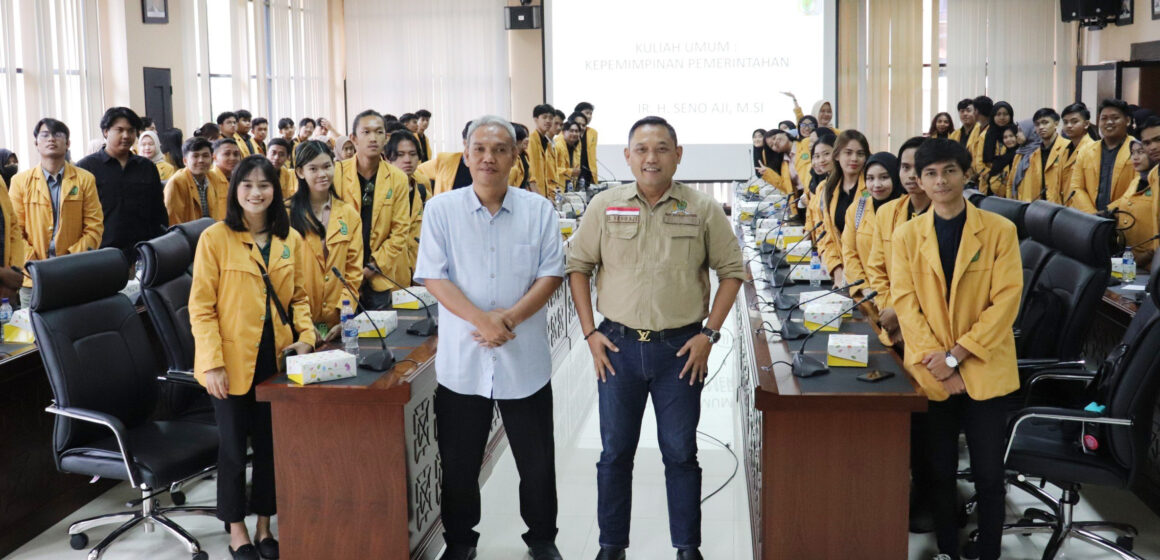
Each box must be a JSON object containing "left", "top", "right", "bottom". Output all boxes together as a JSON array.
[
  {"left": 193, "top": 552, "right": 208, "bottom": 560},
  {"left": 171, "top": 491, "right": 186, "bottom": 506},
  {"left": 961, "top": 539, "right": 979, "bottom": 559},
  {"left": 1117, "top": 536, "right": 1134, "bottom": 550},
  {"left": 70, "top": 533, "right": 88, "bottom": 550}
]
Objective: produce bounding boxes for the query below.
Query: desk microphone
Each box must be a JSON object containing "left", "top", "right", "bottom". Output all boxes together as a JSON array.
[
  {"left": 330, "top": 266, "right": 396, "bottom": 372},
  {"left": 777, "top": 279, "right": 865, "bottom": 340},
  {"left": 769, "top": 224, "right": 824, "bottom": 288},
  {"left": 791, "top": 290, "right": 877, "bottom": 378},
  {"left": 1129, "top": 233, "right": 1160, "bottom": 250},
  {"left": 366, "top": 262, "right": 438, "bottom": 336},
  {"left": 775, "top": 278, "right": 864, "bottom": 311}
]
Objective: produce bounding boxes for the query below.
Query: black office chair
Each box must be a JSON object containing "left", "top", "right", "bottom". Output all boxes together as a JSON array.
[
  {"left": 962, "top": 266, "right": 1160, "bottom": 560},
  {"left": 1016, "top": 208, "right": 1113, "bottom": 362},
  {"left": 977, "top": 196, "right": 1029, "bottom": 240},
  {"left": 30, "top": 248, "right": 216, "bottom": 560},
  {"left": 170, "top": 218, "right": 215, "bottom": 255},
  {"left": 965, "top": 188, "right": 986, "bottom": 206}
]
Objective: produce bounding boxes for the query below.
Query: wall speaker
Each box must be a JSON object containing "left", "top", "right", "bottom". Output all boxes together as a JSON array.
[{"left": 505, "top": 6, "right": 541, "bottom": 30}]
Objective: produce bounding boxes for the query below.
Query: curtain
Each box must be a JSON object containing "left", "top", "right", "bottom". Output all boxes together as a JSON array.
[
  {"left": 0, "top": 0, "right": 102, "bottom": 164},
  {"left": 344, "top": 0, "right": 510, "bottom": 153}
]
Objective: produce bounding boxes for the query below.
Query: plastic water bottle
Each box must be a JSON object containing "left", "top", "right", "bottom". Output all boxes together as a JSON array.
[
  {"left": 1123, "top": 250, "right": 1136, "bottom": 283},
  {"left": 0, "top": 298, "right": 10, "bottom": 343},
  {"left": 341, "top": 299, "right": 359, "bottom": 356},
  {"left": 809, "top": 250, "right": 823, "bottom": 287}
]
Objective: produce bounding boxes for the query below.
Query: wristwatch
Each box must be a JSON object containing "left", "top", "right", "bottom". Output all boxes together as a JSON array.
[
  {"left": 944, "top": 352, "right": 960, "bottom": 369},
  {"left": 701, "top": 327, "right": 721, "bottom": 344}
]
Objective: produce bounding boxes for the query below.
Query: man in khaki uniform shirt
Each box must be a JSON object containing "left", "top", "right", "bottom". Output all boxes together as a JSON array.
[{"left": 566, "top": 116, "right": 745, "bottom": 560}]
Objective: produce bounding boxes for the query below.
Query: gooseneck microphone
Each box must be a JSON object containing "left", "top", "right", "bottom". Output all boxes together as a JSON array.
[
  {"left": 330, "top": 266, "right": 396, "bottom": 372},
  {"left": 366, "top": 262, "right": 438, "bottom": 336},
  {"left": 775, "top": 277, "right": 865, "bottom": 311},
  {"left": 791, "top": 290, "right": 877, "bottom": 378},
  {"left": 768, "top": 222, "right": 824, "bottom": 288},
  {"left": 777, "top": 280, "right": 866, "bottom": 341}
]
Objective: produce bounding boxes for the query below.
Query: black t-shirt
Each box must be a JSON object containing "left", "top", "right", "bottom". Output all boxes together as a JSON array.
[
  {"left": 833, "top": 183, "right": 858, "bottom": 234},
  {"left": 359, "top": 172, "right": 375, "bottom": 262},
  {"left": 452, "top": 156, "right": 473, "bottom": 189},
  {"left": 934, "top": 208, "right": 967, "bottom": 298}
]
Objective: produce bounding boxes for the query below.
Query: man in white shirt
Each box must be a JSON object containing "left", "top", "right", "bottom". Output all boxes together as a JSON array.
[{"left": 414, "top": 115, "right": 565, "bottom": 560}]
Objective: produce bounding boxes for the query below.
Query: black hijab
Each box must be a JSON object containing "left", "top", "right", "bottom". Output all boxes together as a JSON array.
[
  {"left": 982, "top": 101, "right": 1014, "bottom": 164},
  {"left": 0, "top": 149, "right": 15, "bottom": 186},
  {"left": 863, "top": 152, "right": 904, "bottom": 211}
]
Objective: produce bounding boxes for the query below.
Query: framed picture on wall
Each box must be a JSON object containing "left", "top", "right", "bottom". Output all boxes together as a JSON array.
[
  {"left": 1118, "top": 0, "right": 1134, "bottom": 25},
  {"left": 142, "top": 0, "right": 168, "bottom": 24},
  {"left": 1153, "top": 0, "right": 1160, "bottom": 20}
]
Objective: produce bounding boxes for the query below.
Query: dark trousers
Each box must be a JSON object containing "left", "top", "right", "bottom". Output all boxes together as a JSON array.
[
  {"left": 926, "top": 394, "right": 1009, "bottom": 560},
  {"left": 597, "top": 320, "right": 703, "bottom": 550},
  {"left": 435, "top": 382, "right": 558, "bottom": 548},
  {"left": 211, "top": 322, "right": 278, "bottom": 523}
]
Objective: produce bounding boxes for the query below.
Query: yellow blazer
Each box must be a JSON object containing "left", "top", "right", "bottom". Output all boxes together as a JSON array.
[
  {"left": 1108, "top": 167, "right": 1160, "bottom": 265},
  {"left": 295, "top": 197, "right": 364, "bottom": 327},
  {"left": 839, "top": 191, "right": 877, "bottom": 296},
  {"left": 0, "top": 176, "right": 26, "bottom": 269},
  {"left": 891, "top": 204, "right": 1022, "bottom": 402},
  {"left": 866, "top": 194, "right": 921, "bottom": 309},
  {"left": 405, "top": 172, "right": 431, "bottom": 281},
  {"left": 554, "top": 135, "right": 581, "bottom": 183},
  {"left": 10, "top": 164, "right": 104, "bottom": 286},
  {"left": 416, "top": 152, "right": 463, "bottom": 196},
  {"left": 817, "top": 176, "right": 866, "bottom": 274},
  {"left": 527, "top": 130, "right": 559, "bottom": 198},
  {"left": 966, "top": 124, "right": 988, "bottom": 180},
  {"left": 233, "top": 133, "right": 254, "bottom": 158},
  {"left": 154, "top": 160, "right": 176, "bottom": 182},
  {"left": 333, "top": 158, "right": 415, "bottom": 290},
  {"left": 1067, "top": 139, "right": 1135, "bottom": 214},
  {"left": 760, "top": 159, "right": 794, "bottom": 196},
  {"left": 793, "top": 138, "right": 812, "bottom": 191},
  {"left": 164, "top": 168, "right": 228, "bottom": 226},
  {"left": 1059, "top": 135, "right": 1094, "bottom": 198},
  {"left": 1015, "top": 135, "right": 1071, "bottom": 203},
  {"left": 976, "top": 142, "right": 1008, "bottom": 195},
  {"left": 190, "top": 223, "right": 315, "bottom": 394},
  {"left": 279, "top": 167, "right": 298, "bottom": 198},
  {"left": 583, "top": 127, "right": 599, "bottom": 183}
]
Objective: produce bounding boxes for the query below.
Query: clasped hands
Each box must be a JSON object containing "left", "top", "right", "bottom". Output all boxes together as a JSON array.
[
  {"left": 471, "top": 308, "right": 518, "bottom": 348},
  {"left": 921, "top": 350, "right": 966, "bottom": 395}
]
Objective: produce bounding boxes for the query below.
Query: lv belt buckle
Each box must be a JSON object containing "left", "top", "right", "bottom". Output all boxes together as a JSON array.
[{"left": 635, "top": 329, "right": 653, "bottom": 342}]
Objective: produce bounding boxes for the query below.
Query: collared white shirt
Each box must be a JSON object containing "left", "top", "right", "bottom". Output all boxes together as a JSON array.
[{"left": 414, "top": 185, "right": 564, "bottom": 399}]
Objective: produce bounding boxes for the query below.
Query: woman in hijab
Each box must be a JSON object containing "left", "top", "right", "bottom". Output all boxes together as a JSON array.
[
  {"left": 811, "top": 99, "right": 837, "bottom": 130},
  {"left": 336, "top": 135, "right": 356, "bottom": 161},
  {"left": 1008, "top": 119, "right": 1043, "bottom": 201},
  {"left": 751, "top": 128, "right": 766, "bottom": 171},
  {"left": 841, "top": 151, "right": 903, "bottom": 298},
  {"left": 138, "top": 130, "right": 176, "bottom": 181},
  {"left": 985, "top": 124, "right": 1020, "bottom": 197},
  {"left": 980, "top": 101, "right": 1014, "bottom": 192},
  {"left": 0, "top": 149, "right": 17, "bottom": 187}
]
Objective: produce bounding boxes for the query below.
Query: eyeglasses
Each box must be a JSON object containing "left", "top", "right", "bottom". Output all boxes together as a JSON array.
[{"left": 37, "top": 131, "right": 67, "bottom": 140}]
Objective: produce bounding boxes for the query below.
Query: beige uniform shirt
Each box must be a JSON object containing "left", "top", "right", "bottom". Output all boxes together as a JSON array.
[{"left": 566, "top": 182, "right": 746, "bottom": 331}]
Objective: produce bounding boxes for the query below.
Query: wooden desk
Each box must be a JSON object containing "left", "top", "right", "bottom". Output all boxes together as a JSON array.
[{"left": 736, "top": 242, "right": 927, "bottom": 559}]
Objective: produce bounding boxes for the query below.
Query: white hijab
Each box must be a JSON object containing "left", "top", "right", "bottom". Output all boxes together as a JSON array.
[{"left": 138, "top": 130, "right": 165, "bottom": 163}]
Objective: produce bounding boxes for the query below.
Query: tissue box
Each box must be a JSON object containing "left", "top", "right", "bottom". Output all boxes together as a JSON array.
[
  {"left": 1111, "top": 257, "right": 1132, "bottom": 279},
  {"left": 736, "top": 201, "right": 759, "bottom": 222},
  {"left": 827, "top": 334, "right": 868, "bottom": 367},
  {"left": 4, "top": 308, "right": 34, "bottom": 343},
  {"left": 353, "top": 310, "right": 398, "bottom": 338},
  {"left": 392, "top": 287, "right": 437, "bottom": 309},
  {"left": 784, "top": 242, "right": 812, "bottom": 263},
  {"left": 803, "top": 302, "right": 844, "bottom": 332},
  {"left": 559, "top": 218, "right": 576, "bottom": 237},
  {"left": 776, "top": 226, "right": 806, "bottom": 249},
  {"left": 286, "top": 349, "right": 358, "bottom": 385},
  {"left": 798, "top": 291, "right": 854, "bottom": 317},
  {"left": 790, "top": 264, "right": 830, "bottom": 282}
]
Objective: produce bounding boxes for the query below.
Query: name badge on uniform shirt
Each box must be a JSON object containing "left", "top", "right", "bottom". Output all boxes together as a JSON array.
[
  {"left": 606, "top": 206, "right": 641, "bottom": 223},
  {"left": 663, "top": 212, "right": 699, "bottom": 226}
]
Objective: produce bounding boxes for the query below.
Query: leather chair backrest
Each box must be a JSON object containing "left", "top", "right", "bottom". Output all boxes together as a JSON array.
[
  {"left": 1049, "top": 206, "right": 1116, "bottom": 268},
  {"left": 1016, "top": 238, "right": 1055, "bottom": 329},
  {"left": 978, "top": 197, "right": 1029, "bottom": 240},
  {"left": 138, "top": 231, "right": 196, "bottom": 373},
  {"left": 27, "top": 249, "right": 159, "bottom": 455},
  {"left": 1101, "top": 270, "right": 1160, "bottom": 470},
  {"left": 1018, "top": 251, "right": 1107, "bottom": 360},
  {"left": 170, "top": 218, "right": 216, "bottom": 255},
  {"left": 1024, "top": 200, "right": 1062, "bottom": 245},
  {"left": 965, "top": 189, "right": 985, "bottom": 207}
]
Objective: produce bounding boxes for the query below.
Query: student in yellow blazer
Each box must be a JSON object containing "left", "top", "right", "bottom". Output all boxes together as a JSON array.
[
  {"left": 164, "top": 137, "right": 229, "bottom": 226},
  {"left": 816, "top": 130, "right": 870, "bottom": 285},
  {"left": 137, "top": 130, "right": 175, "bottom": 181},
  {"left": 1108, "top": 138, "right": 1158, "bottom": 267},
  {"left": 416, "top": 120, "right": 475, "bottom": 196},
  {"left": 509, "top": 123, "right": 532, "bottom": 190},
  {"left": 0, "top": 174, "right": 27, "bottom": 302},
  {"left": 287, "top": 140, "right": 364, "bottom": 336},
  {"left": 801, "top": 134, "right": 836, "bottom": 236},
  {"left": 415, "top": 109, "right": 433, "bottom": 162},
  {"left": 866, "top": 137, "right": 929, "bottom": 346},
  {"left": 233, "top": 110, "right": 258, "bottom": 158},
  {"left": 554, "top": 120, "right": 584, "bottom": 185},
  {"left": 1013, "top": 109, "right": 1073, "bottom": 203},
  {"left": 965, "top": 96, "right": 995, "bottom": 183},
  {"left": 384, "top": 131, "right": 430, "bottom": 281},
  {"left": 190, "top": 155, "right": 314, "bottom": 559},
  {"left": 1068, "top": 99, "right": 1135, "bottom": 214},
  {"left": 948, "top": 98, "right": 976, "bottom": 146},
  {"left": 756, "top": 129, "right": 795, "bottom": 196},
  {"left": 573, "top": 102, "right": 600, "bottom": 184},
  {"left": 891, "top": 139, "right": 1020, "bottom": 560},
  {"left": 209, "top": 138, "right": 242, "bottom": 187},
  {"left": 334, "top": 110, "right": 415, "bottom": 307},
  {"left": 783, "top": 92, "right": 841, "bottom": 134},
  {"left": 10, "top": 118, "right": 104, "bottom": 305},
  {"left": 264, "top": 138, "right": 297, "bottom": 198},
  {"left": 527, "top": 104, "right": 560, "bottom": 198},
  {"left": 1059, "top": 103, "right": 1095, "bottom": 194},
  {"left": 975, "top": 101, "right": 1014, "bottom": 193},
  {"left": 982, "top": 124, "right": 1019, "bottom": 199},
  {"left": 251, "top": 117, "right": 269, "bottom": 156},
  {"left": 841, "top": 152, "right": 903, "bottom": 299},
  {"left": 792, "top": 115, "right": 819, "bottom": 185}
]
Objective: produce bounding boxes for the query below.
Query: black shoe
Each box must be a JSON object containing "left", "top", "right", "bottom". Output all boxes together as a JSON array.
[
  {"left": 440, "top": 545, "right": 477, "bottom": 560},
  {"left": 528, "top": 541, "right": 564, "bottom": 560},
  {"left": 229, "top": 544, "right": 260, "bottom": 560},
  {"left": 595, "top": 547, "right": 626, "bottom": 560},
  {"left": 676, "top": 549, "right": 703, "bottom": 560},
  {"left": 256, "top": 537, "right": 279, "bottom": 559}
]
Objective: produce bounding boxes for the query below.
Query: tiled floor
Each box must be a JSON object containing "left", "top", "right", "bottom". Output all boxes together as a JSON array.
[{"left": 6, "top": 327, "right": 1160, "bottom": 559}]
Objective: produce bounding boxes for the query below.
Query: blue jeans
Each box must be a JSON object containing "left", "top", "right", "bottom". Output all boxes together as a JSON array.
[{"left": 596, "top": 320, "right": 703, "bottom": 550}]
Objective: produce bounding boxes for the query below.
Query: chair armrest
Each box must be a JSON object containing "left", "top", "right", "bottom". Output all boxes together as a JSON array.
[
  {"left": 1017, "top": 359, "right": 1087, "bottom": 372},
  {"left": 1024, "top": 370, "right": 1097, "bottom": 406},
  {"left": 1004, "top": 406, "right": 1132, "bottom": 463},
  {"left": 44, "top": 403, "right": 143, "bottom": 488},
  {"left": 158, "top": 370, "right": 199, "bottom": 386}
]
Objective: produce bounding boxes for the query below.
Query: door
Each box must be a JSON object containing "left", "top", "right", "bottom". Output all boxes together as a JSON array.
[{"left": 143, "top": 67, "right": 173, "bottom": 131}]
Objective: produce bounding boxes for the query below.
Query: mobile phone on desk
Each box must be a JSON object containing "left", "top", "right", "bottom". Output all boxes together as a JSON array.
[{"left": 857, "top": 370, "right": 894, "bottom": 383}]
